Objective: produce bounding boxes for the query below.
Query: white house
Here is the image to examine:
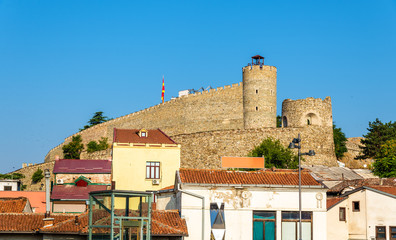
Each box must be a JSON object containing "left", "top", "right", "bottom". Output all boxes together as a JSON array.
[
  {"left": 327, "top": 185, "right": 396, "bottom": 240},
  {"left": 0, "top": 179, "right": 20, "bottom": 191},
  {"left": 157, "top": 168, "right": 327, "bottom": 240}
]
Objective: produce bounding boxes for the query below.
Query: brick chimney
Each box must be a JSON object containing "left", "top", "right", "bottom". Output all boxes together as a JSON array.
[{"left": 43, "top": 217, "right": 54, "bottom": 227}]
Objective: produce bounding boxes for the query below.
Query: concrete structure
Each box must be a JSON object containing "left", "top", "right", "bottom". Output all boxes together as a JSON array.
[
  {"left": 44, "top": 56, "right": 337, "bottom": 168},
  {"left": 327, "top": 186, "right": 396, "bottom": 240},
  {"left": 157, "top": 168, "right": 328, "bottom": 240},
  {"left": 0, "top": 179, "right": 20, "bottom": 191},
  {"left": 112, "top": 128, "right": 180, "bottom": 194}
]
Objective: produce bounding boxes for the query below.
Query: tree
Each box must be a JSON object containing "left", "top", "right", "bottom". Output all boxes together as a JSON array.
[
  {"left": 62, "top": 135, "right": 84, "bottom": 159},
  {"left": 357, "top": 119, "right": 396, "bottom": 159},
  {"left": 0, "top": 173, "right": 25, "bottom": 180},
  {"left": 80, "top": 111, "right": 111, "bottom": 131},
  {"left": 276, "top": 115, "right": 282, "bottom": 128},
  {"left": 333, "top": 123, "right": 347, "bottom": 159},
  {"left": 372, "top": 139, "right": 396, "bottom": 177},
  {"left": 32, "top": 169, "right": 44, "bottom": 183},
  {"left": 248, "top": 137, "right": 299, "bottom": 169},
  {"left": 87, "top": 137, "right": 109, "bottom": 153}
]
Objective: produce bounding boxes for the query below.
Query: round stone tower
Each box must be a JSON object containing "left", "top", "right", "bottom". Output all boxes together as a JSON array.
[
  {"left": 281, "top": 97, "right": 333, "bottom": 128},
  {"left": 242, "top": 55, "right": 277, "bottom": 129}
]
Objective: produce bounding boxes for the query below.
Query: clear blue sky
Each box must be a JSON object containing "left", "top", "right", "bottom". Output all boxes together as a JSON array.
[{"left": 1, "top": 0, "right": 395, "bottom": 172}]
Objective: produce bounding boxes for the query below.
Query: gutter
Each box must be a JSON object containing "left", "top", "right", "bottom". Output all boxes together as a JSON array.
[{"left": 182, "top": 183, "right": 325, "bottom": 189}]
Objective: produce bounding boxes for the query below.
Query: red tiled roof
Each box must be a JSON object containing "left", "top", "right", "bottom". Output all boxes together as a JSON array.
[
  {"left": 114, "top": 128, "right": 176, "bottom": 144},
  {"left": 0, "top": 213, "right": 75, "bottom": 232},
  {"left": 53, "top": 159, "right": 111, "bottom": 174},
  {"left": 178, "top": 168, "right": 322, "bottom": 186},
  {"left": 0, "top": 198, "right": 28, "bottom": 213},
  {"left": 0, "top": 192, "right": 46, "bottom": 213},
  {"left": 41, "top": 210, "right": 188, "bottom": 236},
  {"left": 51, "top": 185, "right": 108, "bottom": 200},
  {"left": 366, "top": 185, "right": 396, "bottom": 196},
  {"left": 327, "top": 197, "right": 346, "bottom": 209},
  {"left": 159, "top": 185, "right": 174, "bottom": 191}
]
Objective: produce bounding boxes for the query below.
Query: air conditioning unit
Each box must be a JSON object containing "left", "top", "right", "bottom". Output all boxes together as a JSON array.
[
  {"left": 152, "top": 179, "right": 160, "bottom": 185},
  {"left": 57, "top": 179, "right": 64, "bottom": 185}
]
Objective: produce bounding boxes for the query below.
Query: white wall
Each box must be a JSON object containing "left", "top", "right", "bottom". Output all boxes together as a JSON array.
[
  {"left": 366, "top": 190, "right": 396, "bottom": 240},
  {"left": 327, "top": 200, "right": 348, "bottom": 240},
  {"left": 176, "top": 186, "right": 327, "bottom": 240},
  {"left": 0, "top": 180, "right": 19, "bottom": 191}
]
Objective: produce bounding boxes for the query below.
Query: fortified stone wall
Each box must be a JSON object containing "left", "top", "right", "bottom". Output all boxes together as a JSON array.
[
  {"left": 45, "top": 83, "right": 244, "bottom": 162},
  {"left": 172, "top": 126, "right": 337, "bottom": 169},
  {"left": 282, "top": 97, "right": 332, "bottom": 128},
  {"left": 10, "top": 161, "right": 55, "bottom": 191}
]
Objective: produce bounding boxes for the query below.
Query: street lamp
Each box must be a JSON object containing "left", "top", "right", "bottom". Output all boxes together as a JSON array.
[{"left": 289, "top": 134, "right": 315, "bottom": 240}]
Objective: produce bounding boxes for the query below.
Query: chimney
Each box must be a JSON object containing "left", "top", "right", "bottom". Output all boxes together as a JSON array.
[
  {"left": 44, "top": 169, "right": 51, "bottom": 215},
  {"left": 55, "top": 155, "right": 60, "bottom": 160}
]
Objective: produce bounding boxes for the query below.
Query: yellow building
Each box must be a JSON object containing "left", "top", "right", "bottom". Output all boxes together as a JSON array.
[{"left": 112, "top": 128, "right": 181, "bottom": 195}]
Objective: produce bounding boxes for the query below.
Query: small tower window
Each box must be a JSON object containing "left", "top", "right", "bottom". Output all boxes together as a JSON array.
[
  {"left": 256, "top": 107, "right": 258, "bottom": 111},
  {"left": 256, "top": 89, "right": 258, "bottom": 94},
  {"left": 307, "top": 119, "right": 311, "bottom": 125},
  {"left": 139, "top": 129, "right": 148, "bottom": 137}
]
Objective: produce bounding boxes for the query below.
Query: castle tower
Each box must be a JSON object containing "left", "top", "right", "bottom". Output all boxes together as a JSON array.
[
  {"left": 281, "top": 97, "right": 333, "bottom": 128},
  {"left": 242, "top": 55, "right": 277, "bottom": 129}
]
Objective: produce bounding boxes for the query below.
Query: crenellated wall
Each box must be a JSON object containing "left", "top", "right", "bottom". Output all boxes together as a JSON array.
[{"left": 45, "top": 83, "right": 244, "bottom": 162}]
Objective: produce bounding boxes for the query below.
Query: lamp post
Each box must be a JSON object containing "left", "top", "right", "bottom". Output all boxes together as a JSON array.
[
  {"left": 288, "top": 133, "right": 315, "bottom": 240},
  {"left": 44, "top": 169, "right": 51, "bottom": 216}
]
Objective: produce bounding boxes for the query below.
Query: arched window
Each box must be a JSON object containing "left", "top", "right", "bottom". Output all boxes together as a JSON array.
[
  {"left": 283, "top": 116, "right": 288, "bottom": 127},
  {"left": 305, "top": 113, "right": 318, "bottom": 126}
]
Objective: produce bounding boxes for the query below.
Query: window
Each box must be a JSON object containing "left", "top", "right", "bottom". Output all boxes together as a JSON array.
[
  {"left": 376, "top": 226, "right": 386, "bottom": 240},
  {"left": 3, "top": 186, "right": 12, "bottom": 191},
  {"left": 256, "top": 106, "right": 258, "bottom": 111},
  {"left": 390, "top": 226, "right": 396, "bottom": 240},
  {"left": 253, "top": 211, "right": 276, "bottom": 240},
  {"left": 146, "top": 162, "right": 160, "bottom": 179},
  {"left": 256, "top": 89, "right": 258, "bottom": 94},
  {"left": 281, "top": 211, "right": 312, "bottom": 240},
  {"left": 339, "top": 207, "right": 346, "bottom": 221},
  {"left": 352, "top": 201, "right": 360, "bottom": 212}
]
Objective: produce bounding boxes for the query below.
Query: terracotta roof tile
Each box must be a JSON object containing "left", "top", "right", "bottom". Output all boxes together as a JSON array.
[
  {"left": 327, "top": 197, "right": 346, "bottom": 209},
  {"left": 366, "top": 185, "right": 396, "bottom": 196},
  {"left": 0, "top": 213, "right": 75, "bottom": 232},
  {"left": 53, "top": 159, "right": 111, "bottom": 174},
  {"left": 179, "top": 168, "right": 321, "bottom": 186},
  {"left": 51, "top": 185, "right": 108, "bottom": 200},
  {"left": 114, "top": 128, "right": 176, "bottom": 144},
  {"left": 0, "top": 198, "right": 28, "bottom": 213},
  {"left": 159, "top": 185, "right": 174, "bottom": 191},
  {"left": 41, "top": 209, "right": 188, "bottom": 236},
  {"left": 0, "top": 192, "right": 46, "bottom": 213}
]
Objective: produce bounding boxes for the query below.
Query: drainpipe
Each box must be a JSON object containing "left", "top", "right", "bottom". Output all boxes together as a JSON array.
[
  {"left": 44, "top": 169, "right": 51, "bottom": 215},
  {"left": 176, "top": 184, "right": 205, "bottom": 240}
]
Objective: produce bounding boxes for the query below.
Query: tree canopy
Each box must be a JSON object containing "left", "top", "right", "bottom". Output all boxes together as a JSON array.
[
  {"left": 372, "top": 139, "right": 396, "bottom": 178},
  {"left": 32, "top": 169, "right": 44, "bottom": 183},
  {"left": 62, "top": 135, "right": 84, "bottom": 159},
  {"left": 248, "top": 137, "right": 299, "bottom": 169},
  {"left": 357, "top": 118, "right": 396, "bottom": 159},
  {"left": 333, "top": 123, "right": 347, "bottom": 159},
  {"left": 80, "top": 111, "right": 111, "bottom": 131},
  {"left": 87, "top": 137, "right": 109, "bottom": 153}
]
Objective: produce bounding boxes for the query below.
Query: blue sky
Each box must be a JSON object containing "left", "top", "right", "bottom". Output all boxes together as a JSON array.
[{"left": 0, "top": 0, "right": 395, "bottom": 172}]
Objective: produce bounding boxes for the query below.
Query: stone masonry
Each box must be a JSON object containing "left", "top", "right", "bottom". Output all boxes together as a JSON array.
[{"left": 44, "top": 58, "right": 338, "bottom": 168}]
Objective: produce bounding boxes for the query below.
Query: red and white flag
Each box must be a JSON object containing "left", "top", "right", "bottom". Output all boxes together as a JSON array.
[{"left": 161, "top": 76, "right": 165, "bottom": 103}]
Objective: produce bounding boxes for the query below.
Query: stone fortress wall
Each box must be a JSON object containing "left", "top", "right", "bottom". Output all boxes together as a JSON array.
[{"left": 45, "top": 58, "right": 338, "bottom": 167}]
